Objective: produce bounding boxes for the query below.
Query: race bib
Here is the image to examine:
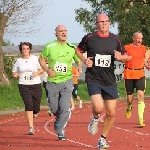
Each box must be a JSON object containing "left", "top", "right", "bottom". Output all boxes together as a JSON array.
[
  {"left": 54, "top": 62, "right": 67, "bottom": 73},
  {"left": 95, "top": 54, "right": 111, "bottom": 67},
  {"left": 20, "top": 72, "right": 33, "bottom": 82}
]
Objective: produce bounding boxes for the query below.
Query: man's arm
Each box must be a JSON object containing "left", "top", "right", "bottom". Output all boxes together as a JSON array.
[
  {"left": 75, "top": 48, "right": 93, "bottom": 67},
  {"left": 75, "top": 60, "right": 82, "bottom": 74},
  {"left": 39, "top": 56, "right": 49, "bottom": 72},
  {"left": 114, "top": 50, "right": 132, "bottom": 63},
  {"left": 75, "top": 48, "right": 87, "bottom": 64}
]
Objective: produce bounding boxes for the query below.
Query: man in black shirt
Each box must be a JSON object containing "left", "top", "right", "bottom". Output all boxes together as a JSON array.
[{"left": 75, "top": 13, "right": 131, "bottom": 149}]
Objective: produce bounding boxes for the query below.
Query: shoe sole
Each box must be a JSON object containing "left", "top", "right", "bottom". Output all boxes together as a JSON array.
[
  {"left": 137, "top": 124, "right": 145, "bottom": 128},
  {"left": 28, "top": 132, "right": 34, "bottom": 135},
  {"left": 58, "top": 138, "right": 66, "bottom": 141}
]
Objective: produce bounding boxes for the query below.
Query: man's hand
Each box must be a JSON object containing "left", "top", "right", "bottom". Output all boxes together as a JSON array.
[
  {"left": 46, "top": 68, "right": 55, "bottom": 77},
  {"left": 145, "top": 64, "right": 150, "bottom": 71},
  {"left": 78, "top": 66, "right": 82, "bottom": 74},
  {"left": 114, "top": 50, "right": 122, "bottom": 61},
  {"left": 114, "top": 50, "right": 132, "bottom": 62},
  {"left": 83, "top": 57, "right": 93, "bottom": 67}
]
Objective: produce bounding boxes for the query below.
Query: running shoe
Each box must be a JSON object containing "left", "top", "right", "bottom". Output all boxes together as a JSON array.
[
  {"left": 33, "top": 114, "right": 38, "bottom": 118},
  {"left": 97, "top": 137, "right": 109, "bottom": 149},
  {"left": 28, "top": 127, "right": 34, "bottom": 135},
  {"left": 58, "top": 134, "right": 66, "bottom": 141},
  {"left": 125, "top": 103, "right": 132, "bottom": 118},
  {"left": 137, "top": 119, "right": 145, "bottom": 128},
  {"left": 54, "top": 118, "right": 60, "bottom": 131},
  {"left": 47, "top": 110, "right": 53, "bottom": 116},
  {"left": 71, "top": 107, "right": 75, "bottom": 111},
  {"left": 88, "top": 115, "right": 99, "bottom": 135}
]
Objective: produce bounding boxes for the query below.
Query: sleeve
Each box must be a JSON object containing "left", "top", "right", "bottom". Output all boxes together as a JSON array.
[
  {"left": 73, "top": 53, "right": 80, "bottom": 62},
  {"left": 40, "top": 44, "right": 49, "bottom": 58},
  {"left": 77, "top": 35, "right": 88, "bottom": 53},
  {"left": 12, "top": 59, "right": 19, "bottom": 72}
]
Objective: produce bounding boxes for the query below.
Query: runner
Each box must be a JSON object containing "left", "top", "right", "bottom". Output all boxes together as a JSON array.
[
  {"left": 39, "top": 25, "right": 82, "bottom": 141},
  {"left": 75, "top": 13, "right": 131, "bottom": 149},
  {"left": 12, "top": 42, "right": 43, "bottom": 135},
  {"left": 124, "top": 31, "right": 149, "bottom": 127},
  {"left": 70, "top": 65, "right": 82, "bottom": 110}
]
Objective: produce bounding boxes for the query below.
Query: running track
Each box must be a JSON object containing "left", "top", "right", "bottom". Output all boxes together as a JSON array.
[{"left": 0, "top": 99, "right": 150, "bottom": 150}]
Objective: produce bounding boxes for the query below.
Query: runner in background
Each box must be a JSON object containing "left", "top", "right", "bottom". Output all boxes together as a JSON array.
[
  {"left": 12, "top": 42, "right": 43, "bottom": 135},
  {"left": 70, "top": 65, "right": 82, "bottom": 110},
  {"left": 124, "top": 31, "right": 150, "bottom": 127}
]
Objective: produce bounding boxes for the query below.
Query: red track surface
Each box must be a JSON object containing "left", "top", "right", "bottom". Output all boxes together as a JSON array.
[{"left": 0, "top": 99, "right": 150, "bottom": 150}]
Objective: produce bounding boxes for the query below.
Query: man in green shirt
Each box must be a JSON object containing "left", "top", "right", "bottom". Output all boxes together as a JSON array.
[{"left": 39, "top": 25, "right": 82, "bottom": 141}]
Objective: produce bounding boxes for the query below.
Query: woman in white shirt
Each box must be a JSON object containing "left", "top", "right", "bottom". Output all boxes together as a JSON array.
[{"left": 12, "top": 42, "right": 43, "bottom": 135}]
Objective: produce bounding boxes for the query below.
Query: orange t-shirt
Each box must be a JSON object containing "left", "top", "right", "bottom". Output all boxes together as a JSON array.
[
  {"left": 72, "top": 66, "right": 79, "bottom": 84},
  {"left": 124, "top": 44, "right": 146, "bottom": 79}
]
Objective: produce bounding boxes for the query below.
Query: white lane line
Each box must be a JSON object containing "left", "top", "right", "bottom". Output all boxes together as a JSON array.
[
  {"left": 44, "top": 117, "right": 97, "bottom": 149},
  {"left": 100, "top": 107, "right": 149, "bottom": 136}
]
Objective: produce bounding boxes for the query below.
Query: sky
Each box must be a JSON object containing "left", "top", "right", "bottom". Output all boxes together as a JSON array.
[{"left": 8, "top": 0, "right": 118, "bottom": 46}]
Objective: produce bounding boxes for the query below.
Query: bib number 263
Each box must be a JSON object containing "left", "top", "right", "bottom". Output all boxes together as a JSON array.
[{"left": 54, "top": 62, "right": 67, "bottom": 73}]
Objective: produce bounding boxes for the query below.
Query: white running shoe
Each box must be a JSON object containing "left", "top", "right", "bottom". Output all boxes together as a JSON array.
[
  {"left": 88, "top": 115, "right": 99, "bottom": 135},
  {"left": 28, "top": 127, "right": 34, "bottom": 135},
  {"left": 97, "top": 137, "right": 109, "bottom": 149}
]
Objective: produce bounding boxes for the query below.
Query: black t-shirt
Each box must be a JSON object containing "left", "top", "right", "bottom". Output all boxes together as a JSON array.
[{"left": 77, "top": 32, "right": 126, "bottom": 85}]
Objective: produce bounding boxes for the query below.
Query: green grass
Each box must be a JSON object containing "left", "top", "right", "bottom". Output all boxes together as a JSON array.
[
  {"left": 0, "top": 79, "right": 150, "bottom": 111},
  {"left": 0, "top": 80, "right": 47, "bottom": 111}
]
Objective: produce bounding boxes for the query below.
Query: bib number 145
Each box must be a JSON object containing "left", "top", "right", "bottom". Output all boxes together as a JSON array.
[{"left": 95, "top": 54, "right": 111, "bottom": 67}]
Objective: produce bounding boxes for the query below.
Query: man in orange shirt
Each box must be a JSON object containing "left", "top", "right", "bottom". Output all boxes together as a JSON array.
[
  {"left": 70, "top": 65, "right": 82, "bottom": 110},
  {"left": 124, "top": 31, "right": 149, "bottom": 127}
]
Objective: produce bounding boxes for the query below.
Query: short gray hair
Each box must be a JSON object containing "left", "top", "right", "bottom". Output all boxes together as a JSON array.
[{"left": 133, "top": 31, "right": 142, "bottom": 38}]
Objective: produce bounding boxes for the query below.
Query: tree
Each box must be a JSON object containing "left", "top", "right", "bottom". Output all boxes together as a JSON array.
[
  {"left": 3, "top": 40, "right": 14, "bottom": 46},
  {"left": 75, "top": 0, "right": 150, "bottom": 45},
  {"left": 0, "top": 0, "right": 49, "bottom": 85}
]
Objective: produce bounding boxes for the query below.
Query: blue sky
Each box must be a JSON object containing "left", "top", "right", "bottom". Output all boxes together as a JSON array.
[{"left": 8, "top": 0, "right": 118, "bottom": 46}]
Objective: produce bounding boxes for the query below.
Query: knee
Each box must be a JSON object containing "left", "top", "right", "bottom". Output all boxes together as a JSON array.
[
  {"left": 106, "top": 110, "right": 115, "bottom": 119},
  {"left": 93, "top": 105, "right": 103, "bottom": 113},
  {"left": 137, "top": 93, "right": 144, "bottom": 101}
]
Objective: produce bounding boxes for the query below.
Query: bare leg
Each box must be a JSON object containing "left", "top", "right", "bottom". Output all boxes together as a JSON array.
[
  {"left": 102, "top": 100, "right": 117, "bottom": 137},
  {"left": 70, "top": 97, "right": 75, "bottom": 110},
  {"left": 90, "top": 94, "right": 104, "bottom": 118},
  {"left": 25, "top": 111, "right": 33, "bottom": 127}
]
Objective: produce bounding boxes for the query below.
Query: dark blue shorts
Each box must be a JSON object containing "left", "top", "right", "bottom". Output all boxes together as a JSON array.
[{"left": 87, "top": 81, "right": 118, "bottom": 100}]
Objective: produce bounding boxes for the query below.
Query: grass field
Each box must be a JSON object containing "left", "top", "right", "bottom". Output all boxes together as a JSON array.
[{"left": 0, "top": 79, "right": 150, "bottom": 111}]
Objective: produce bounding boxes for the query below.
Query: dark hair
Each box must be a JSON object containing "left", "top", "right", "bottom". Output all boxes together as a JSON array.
[{"left": 18, "top": 42, "right": 32, "bottom": 53}]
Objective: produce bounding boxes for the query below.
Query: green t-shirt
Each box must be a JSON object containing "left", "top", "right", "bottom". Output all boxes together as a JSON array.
[{"left": 40, "top": 40, "right": 80, "bottom": 83}]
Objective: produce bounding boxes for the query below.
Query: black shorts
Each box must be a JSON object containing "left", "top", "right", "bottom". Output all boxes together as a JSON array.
[
  {"left": 125, "top": 76, "right": 145, "bottom": 95},
  {"left": 18, "top": 84, "right": 42, "bottom": 113},
  {"left": 87, "top": 81, "right": 118, "bottom": 100},
  {"left": 72, "top": 84, "right": 78, "bottom": 98}
]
